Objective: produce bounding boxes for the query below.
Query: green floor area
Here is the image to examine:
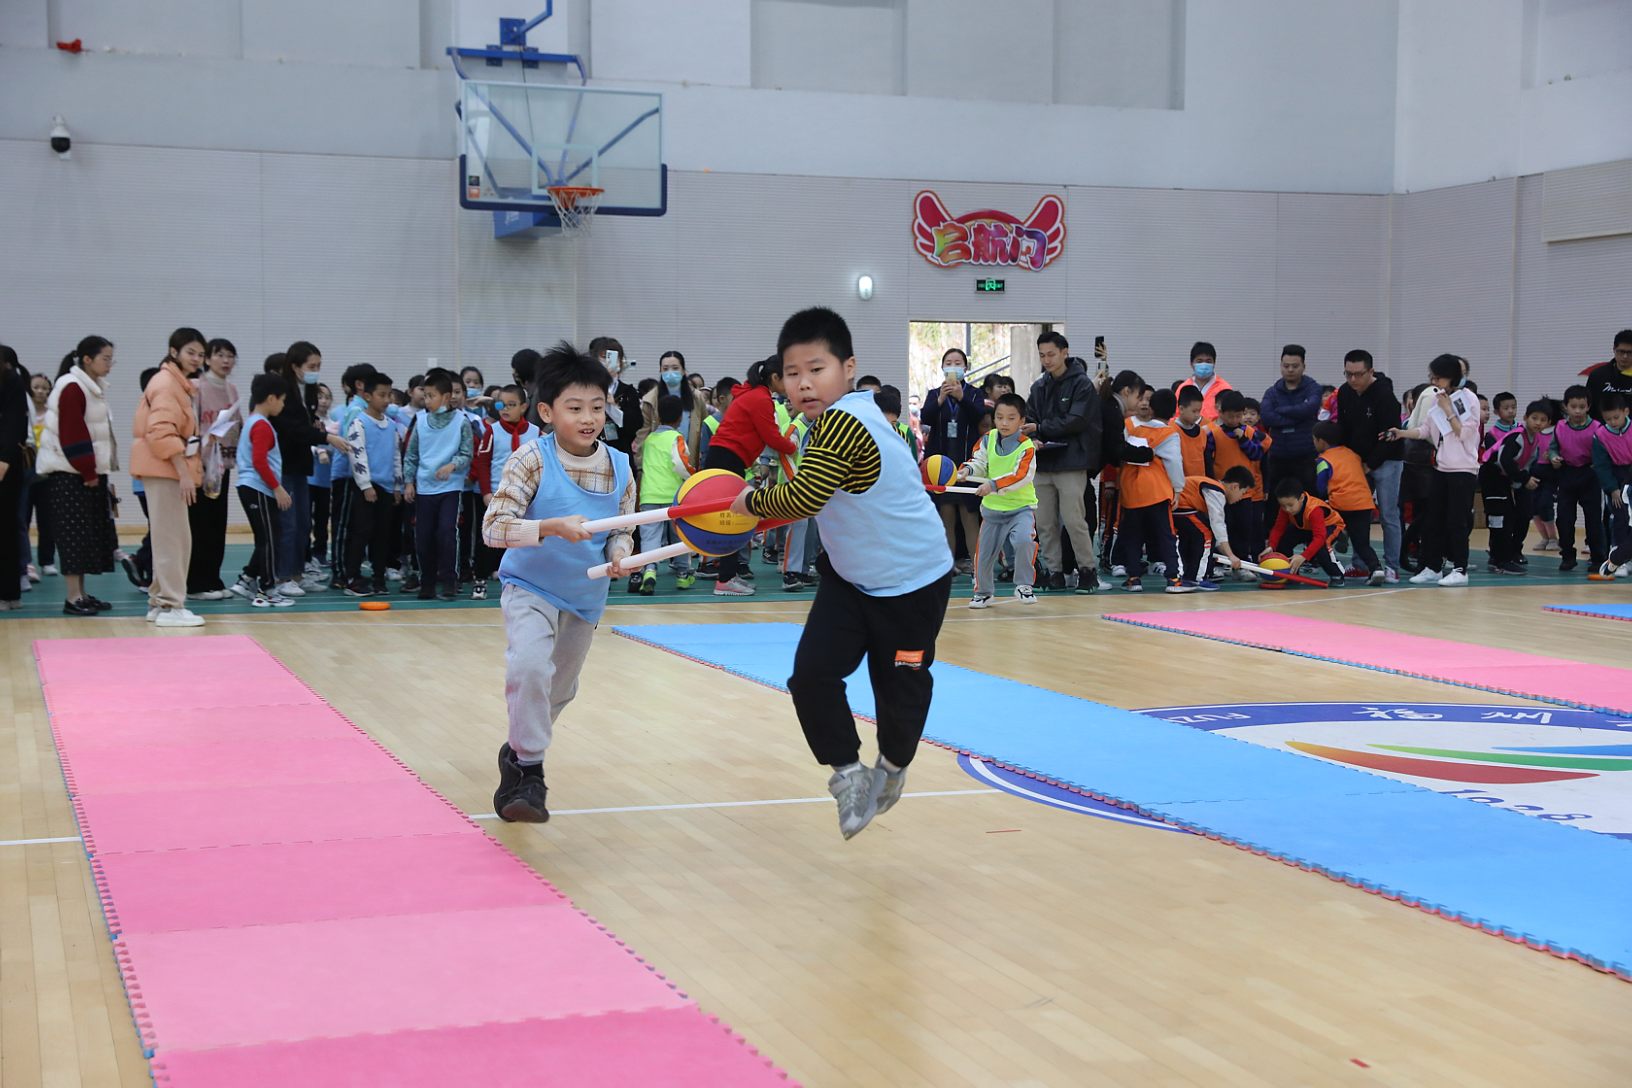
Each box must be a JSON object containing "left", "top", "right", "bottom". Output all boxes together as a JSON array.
[{"left": 8, "top": 541, "right": 1611, "bottom": 620}]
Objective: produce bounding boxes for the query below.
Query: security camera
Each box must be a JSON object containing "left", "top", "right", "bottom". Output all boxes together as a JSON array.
[{"left": 50, "top": 116, "right": 70, "bottom": 159}]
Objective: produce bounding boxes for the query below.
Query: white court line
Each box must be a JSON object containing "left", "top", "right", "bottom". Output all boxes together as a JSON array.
[
  {"left": 0, "top": 836, "right": 81, "bottom": 847},
  {"left": 469, "top": 788, "right": 1000, "bottom": 820},
  {"left": 964, "top": 758, "right": 1178, "bottom": 831}
]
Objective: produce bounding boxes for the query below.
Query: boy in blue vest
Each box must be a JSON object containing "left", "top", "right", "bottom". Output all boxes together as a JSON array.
[
  {"left": 733, "top": 308, "right": 954, "bottom": 840},
  {"left": 342, "top": 372, "right": 402, "bottom": 595},
  {"left": 484, "top": 342, "right": 638, "bottom": 823},
  {"left": 327, "top": 363, "right": 376, "bottom": 592},
  {"left": 236, "top": 373, "right": 295, "bottom": 608},
  {"left": 959, "top": 392, "right": 1038, "bottom": 608},
  {"left": 403, "top": 369, "right": 474, "bottom": 601},
  {"left": 634, "top": 394, "right": 696, "bottom": 594}
]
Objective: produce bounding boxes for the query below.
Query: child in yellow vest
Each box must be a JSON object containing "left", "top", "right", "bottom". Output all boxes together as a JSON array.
[
  {"left": 959, "top": 393, "right": 1038, "bottom": 608},
  {"left": 633, "top": 394, "right": 695, "bottom": 594}
]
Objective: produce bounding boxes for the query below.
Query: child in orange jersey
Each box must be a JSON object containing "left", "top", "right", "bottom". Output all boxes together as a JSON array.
[
  {"left": 1263, "top": 477, "right": 1348, "bottom": 587},
  {"left": 1313, "top": 422, "right": 1384, "bottom": 585}
]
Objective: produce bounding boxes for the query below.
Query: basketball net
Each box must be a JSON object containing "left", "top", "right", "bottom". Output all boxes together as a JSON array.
[{"left": 546, "top": 186, "right": 605, "bottom": 235}]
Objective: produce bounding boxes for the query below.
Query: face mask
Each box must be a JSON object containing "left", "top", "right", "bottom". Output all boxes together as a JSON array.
[
  {"left": 662, "top": 370, "right": 685, "bottom": 390},
  {"left": 385, "top": 404, "right": 400, "bottom": 419},
  {"left": 465, "top": 386, "right": 481, "bottom": 399},
  {"left": 302, "top": 370, "right": 320, "bottom": 385},
  {"left": 1193, "top": 363, "right": 1215, "bottom": 381},
  {"left": 943, "top": 367, "right": 965, "bottom": 383}
]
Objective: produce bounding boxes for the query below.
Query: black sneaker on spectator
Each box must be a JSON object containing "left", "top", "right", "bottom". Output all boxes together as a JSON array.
[
  {"left": 1046, "top": 571, "right": 1067, "bottom": 591},
  {"left": 1075, "top": 567, "right": 1099, "bottom": 594},
  {"left": 401, "top": 574, "right": 421, "bottom": 592},
  {"left": 1119, "top": 578, "right": 1143, "bottom": 593},
  {"left": 343, "top": 581, "right": 373, "bottom": 596}
]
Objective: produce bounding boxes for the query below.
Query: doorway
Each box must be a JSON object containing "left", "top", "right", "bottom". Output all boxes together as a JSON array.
[{"left": 907, "top": 322, "right": 1065, "bottom": 408}]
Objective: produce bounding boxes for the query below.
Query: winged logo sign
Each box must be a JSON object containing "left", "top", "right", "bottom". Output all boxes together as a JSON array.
[{"left": 912, "top": 190, "right": 1065, "bottom": 271}]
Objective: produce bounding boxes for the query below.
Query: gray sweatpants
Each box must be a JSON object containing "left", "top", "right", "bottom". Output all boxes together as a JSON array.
[
  {"left": 1035, "top": 469, "right": 1096, "bottom": 573},
  {"left": 976, "top": 507, "right": 1037, "bottom": 596},
  {"left": 502, "top": 582, "right": 596, "bottom": 763}
]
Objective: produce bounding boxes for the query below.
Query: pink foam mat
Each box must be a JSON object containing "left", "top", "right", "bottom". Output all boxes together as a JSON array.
[
  {"left": 37, "top": 634, "right": 797, "bottom": 1085},
  {"left": 149, "top": 1009, "right": 794, "bottom": 1088},
  {"left": 49, "top": 704, "right": 361, "bottom": 753},
  {"left": 98, "top": 834, "right": 568, "bottom": 934},
  {"left": 42, "top": 676, "right": 319, "bottom": 716},
  {"left": 117, "top": 905, "right": 692, "bottom": 1050},
  {"left": 66, "top": 737, "right": 403, "bottom": 796},
  {"left": 1105, "top": 611, "right": 1632, "bottom": 713},
  {"left": 75, "top": 778, "right": 480, "bottom": 854}
]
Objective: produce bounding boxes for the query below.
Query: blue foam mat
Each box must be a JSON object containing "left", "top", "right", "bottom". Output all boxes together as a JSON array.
[
  {"left": 615, "top": 622, "right": 1632, "bottom": 975},
  {"left": 1546, "top": 602, "right": 1632, "bottom": 621}
]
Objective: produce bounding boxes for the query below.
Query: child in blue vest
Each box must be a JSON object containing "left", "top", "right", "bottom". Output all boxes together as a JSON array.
[
  {"left": 235, "top": 373, "right": 294, "bottom": 607},
  {"left": 735, "top": 308, "right": 954, "bottom": 840},
  {"left": 403, "top": 369, "right": 474, "bottom": 601},
  {"left": 327, "top": 364, "right": 377, "bottom": 592},
  {"left": 484, "top": 342, "right": 638, "bottom": 823},
  {"left": 634, "top": 393, "right": 696, "bottom": 594},
  {"left": 471, "top": 385, "right": 539, "bottom": 600},
  {"left": 449, "top": 382, "right": 487, "bottom": 591},
  {"left": 342, "top": 372, "right": 402, "bottom": 595}
]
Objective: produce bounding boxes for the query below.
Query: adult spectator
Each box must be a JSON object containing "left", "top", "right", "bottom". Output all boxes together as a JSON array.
[
  {"left": 1337, "top": 349, "right": 1404, "bottom": 581},
  {"left": 187, "top": 338, "right": 240, "bottom": 600},
  {"left": 1259, "top": 345, "right": 1324, "bottom": 497},
  {"left": 39, "top": 337, "right": 121, "bottom": 615},
  {"left": 131, "top": 328, "right": 206, "bottom": 627},
  {"left": 590, "top": 336, "right": 643, "bottom": 456},
  {"left": 919, "top": 348, "right": 986, "bottom": 574},
  {"left": 635, "top": 350, "right": 707, "bottom": 473},
  {"left": 1022, "top": 332, "right": 1102, "bottom": 591},
  {"left": 1585, "top": 330, "right": 1632, "bottom": 420},
  {"left": 1175, "top": 341, "right": 1233, "bottom": 421},
  {"left": 0, "top": 346, "right": 27, "bottom": 608},
  {"left": 270, "top": 342, "right": 350, "bottom": 597}
]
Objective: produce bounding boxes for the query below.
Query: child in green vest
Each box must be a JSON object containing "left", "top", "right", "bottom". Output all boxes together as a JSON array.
[
  {"left": 634, "top": 394, "right": 696, "bottom": 594},
  {"left": 959, "top": 393, "right": 1038, "bottom": 608}
]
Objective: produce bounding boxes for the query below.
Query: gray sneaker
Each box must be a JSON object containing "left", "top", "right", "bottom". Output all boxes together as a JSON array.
[
  {"left": 828, "top": 763, "right": 884, "bottom": 840},
  {"left": 874, "top": 756, "right": 906, "bottom": 815}
]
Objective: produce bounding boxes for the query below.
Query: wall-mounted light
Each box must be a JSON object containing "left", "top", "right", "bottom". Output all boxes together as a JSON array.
[{"left": 857, "top": 275, "right": 874, "bottom": 301}]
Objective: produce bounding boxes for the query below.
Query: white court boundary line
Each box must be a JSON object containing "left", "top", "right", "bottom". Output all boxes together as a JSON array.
[{"left": 0, "top": 790, "right": 1002, "bottom": 847}]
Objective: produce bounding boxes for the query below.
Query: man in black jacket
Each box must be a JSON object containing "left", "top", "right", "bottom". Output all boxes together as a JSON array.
[
  {"left": 1023, "top": 332, "right": 1103, "bottom": 592},
  {"left": 1335, "top": 349, "right": 1403, "bottom": 581},
  {"left": 1584, "top": 330, "right": 1632, "bottom": 421}
]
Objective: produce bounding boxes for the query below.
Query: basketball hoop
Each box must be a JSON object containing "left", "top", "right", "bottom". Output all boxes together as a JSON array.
[{"left": 546, "top": 186, "right": 605, "bottom": 234}]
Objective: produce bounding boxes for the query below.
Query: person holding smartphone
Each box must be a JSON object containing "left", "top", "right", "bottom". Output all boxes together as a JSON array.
[
  {"left": 1385, "top": 354, "right": 1480, "bottom": 587},
  {"left": 590, "top": 337, "right": 643, "bottom": 459},
  {"left": 918, "top": 348, "right": 986, "bottom": 574}
]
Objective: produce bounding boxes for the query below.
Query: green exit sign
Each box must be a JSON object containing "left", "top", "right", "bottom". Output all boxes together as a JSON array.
[{"left": 975, "top": 278, "right": 1006, "bottom": 293}]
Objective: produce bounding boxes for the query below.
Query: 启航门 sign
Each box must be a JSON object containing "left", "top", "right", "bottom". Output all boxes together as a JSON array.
[{"left": 913, "top": 190, "right": 1065, "bottom": 271}]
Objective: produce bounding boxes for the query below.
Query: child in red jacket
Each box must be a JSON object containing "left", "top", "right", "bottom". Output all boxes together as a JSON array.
[{"left": 703, "top": 355, "right": 798, "bottom": 595}]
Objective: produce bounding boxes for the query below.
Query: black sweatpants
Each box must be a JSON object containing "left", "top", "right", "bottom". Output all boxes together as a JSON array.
[
  {"left": 1118, "top": 501, "right": 1178, "bottom": 580},
  {"left": 329, "top": 479, "right": 357, "bottom": 586},
  {"left": 186, "top": 486, "right": 229, "bottom": 593},
  {"left": 0, "top": 468, "right": 22, "bottom": 603},
  {"left": 788, "top": 553, "right": 952, "bottom": 769},
  {"left": 347, "top": 488, "right": 396, "bottom": 591},
  {"left": 704, "top": 446, "right": 750, "bottom": 582},
  {"left": 1274, "top": 526, "right": 1344, "bottom": 580},
  {"left": 1334, "top": 508, "right": 1382, "bottom": 574},
  {"left": 308, "top": 484, "right": 330, "bottom": 564},
  {"left": 1420, "top": 470, "right": 1477, "bottom": 574},
  {"left": 237, "top": 485, "right": 281, "bottom": 593},
  {"left": 415, "top": 490, "right": 460, "bottom": 588},
  {"left": 1478, "top": 463, "right": 1523, "bottom": 565},
  {"left": 1556, "top": 465, "right": 1604, "bottom": 564},
  {"left": 457, "top": 490, "right": 480, "bottom": 581},
  {"left": 1173, "top": 510, "right": 1214, "bottom": 582}
]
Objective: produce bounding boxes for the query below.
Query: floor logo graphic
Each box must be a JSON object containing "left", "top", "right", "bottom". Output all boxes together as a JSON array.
[{"left": 957, "top": 702, "right": 1632, "bottom": 838}]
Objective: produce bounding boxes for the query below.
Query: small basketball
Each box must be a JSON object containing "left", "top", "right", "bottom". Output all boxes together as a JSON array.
[
  {"left": 672, "top": 468, "right": 758, "bottom": 557},
  {"left": 923, "top": 454, "right": 957, "bottom": 487},
  {"left": 359, "top": 600, "right": 391, "bottom": 611},
  {"left": 1257, "top": 552, "right": 1291, "bottom": 589}
]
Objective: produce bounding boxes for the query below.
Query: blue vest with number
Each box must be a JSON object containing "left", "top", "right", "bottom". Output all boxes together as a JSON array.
[
  {"left": 498, "top": 433, "right": 630, "bottom": 622},
  {"left": 413, "top": 409, "right": 466, "bottom": 495},
  {"left": 235, "top": 414, "right": 282, "bottom": 496},
  {"left": 815, "top": 391, "right": 952, "bottom": 596}
]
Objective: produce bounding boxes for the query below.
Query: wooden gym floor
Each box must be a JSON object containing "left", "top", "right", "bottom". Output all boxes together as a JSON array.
[{"left": 2, "top": 576, "right": 1629, "bottom": 1087}]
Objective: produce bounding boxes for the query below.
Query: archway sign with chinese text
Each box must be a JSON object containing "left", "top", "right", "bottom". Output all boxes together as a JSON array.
[
  {"left": 913, "top": 191, "right": 1065, "bottom": 271},
  {"left": 1141, "top": 702, "right": 1632, "bottom": 839}
]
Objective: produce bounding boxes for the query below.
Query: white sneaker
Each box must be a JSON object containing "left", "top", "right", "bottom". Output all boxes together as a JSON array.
[
  {"left": 154, "top": 607, "right": 205, "bottom": 628},
  {"left": 1111, "top": 565, "right": 1127, "bottom": 578},
  {"left": 1383, "top": 568, "right": 1400, "bottom": 584},
  {"left": 41, "top": 564, "right": 58, "bottom": 576},
  {"left": 1015, "top": 585, "right": 1036, "bottom": 604},
  {"left": 828, "top": 762, "right": 884, "bottom": 840},
  {"left": 146, "top": 606, "right": 159, "bottom": 622},
  {"left": 187, "top": 589, "right": 230, "bottom": 601},
  {"left": 1409, "top": 568, "right": 1441, "bottom": 584},
  {"left": 303, "top": 560, "right": 324, "bottom": 577},
  {"left": 713, "top": 576, "right": 756, "bottom": 597},
  {"left": 385, "top": 568, "right": 404, "bottom": 582},
  {"left": 1618, "top": 562, "right": 1632, "bottom": 578},
  {"left": 275, "top": 580, "right": 306, "bottom": 598},
  {"left": 1150, "top": 561, "right": 1166, "bottom": 576},
  {"left": 969, "top": 593, "right": 993, "bottom": 609},
  {"left": 227, "top": 577, "right": 256, "bottom": 599},
  {"left": 26, "top": 564, "right": 39, "bottom": 583},
  {"left": 20, "top": 576, "right": 30, "bottom": 593},
  {"left": 1436, "top": 569, "right": 1469, "bottom": 587},
  {"left": 297, "top": 574, "right": 324, "bottom": 592},
  {"left": 1233, "top": 568, "right": 1258, "bottom": 582},
  {"left": 1367, "top": 569, "right": 1386, "bottom": 586}
]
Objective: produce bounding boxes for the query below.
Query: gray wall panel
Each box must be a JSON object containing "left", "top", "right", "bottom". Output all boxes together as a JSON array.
[{"left": 1272, "top": 192, "right": 1392, "bottom": 376}]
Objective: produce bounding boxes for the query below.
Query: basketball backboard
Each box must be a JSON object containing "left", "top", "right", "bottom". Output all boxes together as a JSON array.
[{"left": 458, "top": 80, "right": 666, "bottom": 226}]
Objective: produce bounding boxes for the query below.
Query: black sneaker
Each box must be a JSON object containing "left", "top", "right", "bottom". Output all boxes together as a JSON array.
[
  {"left": 63, "top": 597, "right": 99, "bottom": 616},
  {"left": 1559, "top": 555, "right": 1578, "bottom": 572},
  {"left": 626, "top": 572, "right": 643, "bottom": 594},
  {"left": 1496, "top": 560, "right": 1528, "bottom": 575},
  {"left": 119, "top": 554, "right": 145, "bottom": 587},
  {"left": 84, "top": 596, "right": 114, "bottom": 611},
  {"left": 739, "top": 567, "right": 755, "bottom": 581},
  {"left": 697, "top": 559, "right": 720, "bottom": 580},
  {"left": 417, "top": 587, "right": 435, "bottom": 601},
  {"left": 1075, "top": 567, "right": 1099, "bottom": 594},
  {"left": 783, "top": 573, "right": 805, "bottom": 591},
  {"left": 1046, "top": 571, "right": 1067, "bottom": 591},
  {"left": 343, "top": 581, "right": 373, "bottom": 596},
  {"left": 995, "top": 566, "right": 1014, "bottom": 584},
  {"left": 494, "top": 743, "right": 550, "bottom": 823},
  {"left": 401, "top": 575, "right": 421, "bottom": 592},
  {"left": 437, "top": 583, "right": 458, "bottom": 601}
]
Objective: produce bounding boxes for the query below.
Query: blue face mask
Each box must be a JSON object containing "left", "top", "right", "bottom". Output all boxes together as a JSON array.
[
  {"left": 662, "top": 370, "right": 684, "bottom": 389},
  {"left": 385, "top": 404, "right": 400, "bottom": 419},
  {"left": 1192, "top": 362, "right": 1215, "bottom": 381},
  {"left": 301, "top": 370, "right": 320, "bottom": 385},
  {"left": 465, "top": 386, "right": 482, "bottom": 399}
]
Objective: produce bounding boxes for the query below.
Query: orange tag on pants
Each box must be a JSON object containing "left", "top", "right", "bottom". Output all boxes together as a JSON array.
[{"left": 894, "top": 650, "right": 924, "bottom": 669}]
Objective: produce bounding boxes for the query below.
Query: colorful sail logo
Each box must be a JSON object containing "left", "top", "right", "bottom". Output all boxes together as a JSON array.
[{"left": 912, "top": 191, "right": 1065, "bottom": 271}]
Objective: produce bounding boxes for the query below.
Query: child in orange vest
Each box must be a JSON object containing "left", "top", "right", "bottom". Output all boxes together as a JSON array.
[
  {"left": 1313, "top": 422, "right": 1384, "bottom": 585},
  {"left": 1173, "top": 385, "right": 1215, "bottom": 479},
  {"left": 1263, "top": 477, "right": 1348, "bottom": 586}
]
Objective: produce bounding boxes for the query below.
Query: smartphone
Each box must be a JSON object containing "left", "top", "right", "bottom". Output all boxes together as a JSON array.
[
  {"left": 1094, "top": 336, "right": 1105, "bottom": 350},
  {"left": 605, "top": 349, "right": 620, "bottom": 370}
]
